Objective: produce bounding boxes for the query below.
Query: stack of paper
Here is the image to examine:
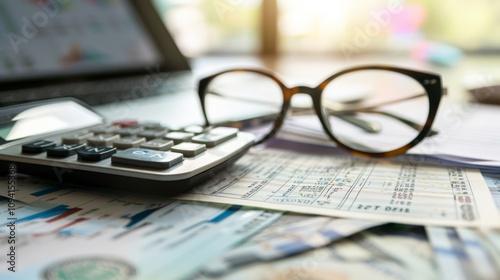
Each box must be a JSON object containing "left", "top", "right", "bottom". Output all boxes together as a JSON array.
[
  {"left": 1, "top": 145, "right": 499, "bottom": 279},
  {"left": 277, "top": 101, "right": 500, "bottom": 168}
]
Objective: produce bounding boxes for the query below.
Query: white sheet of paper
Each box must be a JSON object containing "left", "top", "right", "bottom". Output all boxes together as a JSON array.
[{"left": 176, "top": 148, "right": 500, "bottom": 228}]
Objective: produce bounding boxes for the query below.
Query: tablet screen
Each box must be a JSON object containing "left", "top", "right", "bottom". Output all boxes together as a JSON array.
[{"left": 0, "top": 0, "right": 163, "bottom": 82}]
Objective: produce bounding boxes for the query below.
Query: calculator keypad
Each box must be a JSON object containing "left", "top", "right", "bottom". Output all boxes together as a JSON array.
[{"left": 19, "top": 122, "right": 243, "bottom": 170}]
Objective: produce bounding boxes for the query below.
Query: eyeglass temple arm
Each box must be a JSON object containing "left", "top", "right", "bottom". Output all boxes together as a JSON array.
[
  {"left": 205, "top": 88, "right": 446, "bottom": 135},
  {"left": 354, "top": 110, "right": 438, "bottom": 136},
  {"left": 322, "top": 87, "right": 447, "bottom": 135},
  {"left": 293, "top": 107, "right": 437, "bottom": 136},
  {"left": 288, "top": 89, "right": 444, "bottom": 135},
  {"left": 332, "top": 87, "right": 448, "bottom": 112},
  {"left": 290, "top": 107, "right": 380, "bottom": 133}
]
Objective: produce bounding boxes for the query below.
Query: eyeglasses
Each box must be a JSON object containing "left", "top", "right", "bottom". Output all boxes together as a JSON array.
[{"left": 197, "top": 65, "right": 445, "bottom": 158}]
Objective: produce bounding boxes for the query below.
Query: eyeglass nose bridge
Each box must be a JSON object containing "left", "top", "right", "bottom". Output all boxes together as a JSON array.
[
  {"left": 285, "top": 85, "right": 322, "bottom": 101},
  {"left": 284, "top": 84, "right": 333, "bottom": 140},
  {"left": 284, "top": 85, "right": 323, "bottom": 112}
]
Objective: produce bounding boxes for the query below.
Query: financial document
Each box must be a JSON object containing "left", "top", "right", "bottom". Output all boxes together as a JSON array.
[
  {"left": 425, "top": 170, "right": 500, "bottom": 280},
  {"left": 195, "top": 172, "right": 500, "bottom": 279},
  {"left": 0, "top": 180, "right": 282, "bottom": 279},
  {"left": 176, "top": 148, "right": 500, "bottom": 228}
]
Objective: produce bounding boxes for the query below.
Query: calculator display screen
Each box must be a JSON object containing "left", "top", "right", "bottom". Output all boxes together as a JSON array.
[{"left": 0, "top": 100, "right": 102, "bottom": 144}]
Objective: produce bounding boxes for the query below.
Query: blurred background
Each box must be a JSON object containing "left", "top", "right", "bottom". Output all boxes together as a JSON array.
[{"left": 152, "top": 0, "right": 500, "bottom": 58}]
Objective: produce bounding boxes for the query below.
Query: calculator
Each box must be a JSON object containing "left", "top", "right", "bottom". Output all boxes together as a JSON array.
[{"left": 0, "top": 98, "right": 255, "bottom": 195}]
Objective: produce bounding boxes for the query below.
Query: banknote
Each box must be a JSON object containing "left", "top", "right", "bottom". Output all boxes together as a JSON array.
[
  {"left": 426, "top": 226, "right": 500, "bottom": 280},
  {"left": 481, "top": 169, "right": 500, "bottom": 211},
  {"left": 195, "top": 224, "right": 439, "bottom": 280},
  {"left": 201, "top": 215, "right": 383, "bottom": 276},
  {"left": 456, "top": 228, "right": 500, "bottom": 279}
]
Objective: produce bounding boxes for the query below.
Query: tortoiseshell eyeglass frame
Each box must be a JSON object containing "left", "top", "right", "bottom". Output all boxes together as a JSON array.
[{"left": 198, "top": 65, "right": 444, "bottom": 158}]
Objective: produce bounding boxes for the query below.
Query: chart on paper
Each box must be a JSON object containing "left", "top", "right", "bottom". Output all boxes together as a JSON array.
[
  {"left": 177, "top": 148, "right": 500, "bottom": 227},
  {"left": 0, "top": 181, "right": 282, "bottom": 280}
]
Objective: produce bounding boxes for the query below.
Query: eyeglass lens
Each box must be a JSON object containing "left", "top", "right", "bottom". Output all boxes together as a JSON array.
[
  {"left": 203, "top": 71, "right": 283, "bottom": 143},
  {"left": 321, "top": 70, "right": 430, "bottom": 153}
]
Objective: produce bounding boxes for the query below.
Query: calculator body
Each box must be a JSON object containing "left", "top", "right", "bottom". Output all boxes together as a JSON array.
[{"left": 0, "top": 98, "right": 254, "bottom": 195}]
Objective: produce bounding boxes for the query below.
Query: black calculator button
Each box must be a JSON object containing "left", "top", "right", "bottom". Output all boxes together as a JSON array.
[
  {"left": 112, "top": 148, "right": 183, "bottom": 169},
  {"left": 87, "top": 134, "right": 120, "bottom": 146},
  {"left": 62, "top": 132, "right": 94, "bottom": 144},
  {"left": 47, "top": 143, "right": 86, "bottom": 157},
  {"left": 192, "top": 127, "right": 238, "bottom": 147},
  {"left": 164, "top": 132, "right": 194, "bottom": 144},
  {"left": 22, "top": 140, "right": 57, "bottom": 154},
  {"left": 171, "top": 143, "right": 206, "bottom": 157},
  {"left": 140, "top": 139, "right": 173, "bottom": 151},
  {"left": 113, "top": 137, "right": 146, "bottom": 150},
  {"left": 78, "top": 147, "right": 117, "bottom": 161}
]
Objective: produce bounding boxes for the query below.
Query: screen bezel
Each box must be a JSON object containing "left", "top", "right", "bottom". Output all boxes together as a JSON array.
[{"left": 0, "top": 0, "right": 190, "bottom": 93}]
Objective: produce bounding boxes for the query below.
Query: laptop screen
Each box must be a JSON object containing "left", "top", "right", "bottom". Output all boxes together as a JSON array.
[{"left": 0, "top": 0, "right": 163, "bottom": 83}]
